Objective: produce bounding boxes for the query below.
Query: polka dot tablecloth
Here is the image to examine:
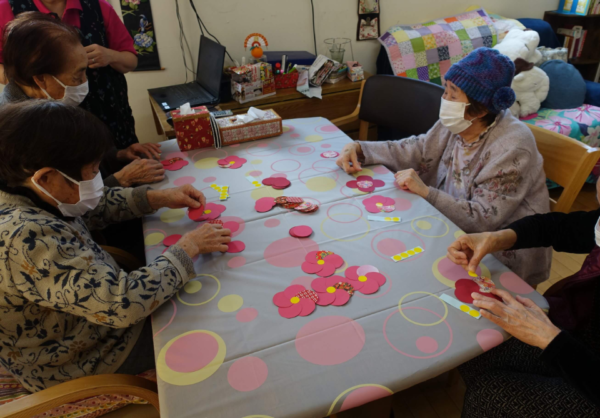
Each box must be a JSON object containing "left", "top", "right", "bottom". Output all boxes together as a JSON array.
[{"left": 144, "top": 117, "right": 548, "bottom": 418}]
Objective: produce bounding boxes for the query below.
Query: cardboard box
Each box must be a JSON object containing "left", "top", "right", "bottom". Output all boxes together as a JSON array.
[
  {"left": 172, "top": 106, "right": 215, "bottom": 151},
  {"left": 230, "top": 62, "right": 276, "bottom": 104},
  {"left": 216, "top": 109, "right": 282, "bottom": 146}
]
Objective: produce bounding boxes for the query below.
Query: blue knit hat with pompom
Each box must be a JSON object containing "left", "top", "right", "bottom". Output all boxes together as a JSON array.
[{"left": 444, "top": 47, "right": 516, "bottom": 114}]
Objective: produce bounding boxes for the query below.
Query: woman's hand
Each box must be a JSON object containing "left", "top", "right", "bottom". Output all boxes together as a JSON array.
[
  {"left": 472, "top": 289, "right": 560, "bottom": 350},
  {"left": 177, "top": 224, "right": 232, "bottom": 258},
  {"left": 147, "top": 185, "right": 206, "bottom": 211},
  {"left": 394, "top": 169, "right": 429, "bottom": 198},
  {"left": 85, "top": 44, "right": 115, "bottom": 68},
  {"left": 447, "top": 230, "right": 518, "bottom": 273},
  {"left": 336, "top": 142, "right": 363, "bottom": 174},
  {"left": 117, "top": 143, "right": 162, "bottom": 161},
  {"left": 113, "top": 159, "right": 165, "bottom": 187}
]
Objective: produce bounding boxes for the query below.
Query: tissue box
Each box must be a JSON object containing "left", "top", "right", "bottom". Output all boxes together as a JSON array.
[
  {"left": 172, "top": 106, "right": 215, "bottom": 151},
  {"left": 347, "top": 61, "right": 364, "bottom": 82},
  {"left": 230, "top": 62, "right": 276, "bottom": 104},
  {"left": 216, "top": 109, "right": 282, "bottom": 146}
]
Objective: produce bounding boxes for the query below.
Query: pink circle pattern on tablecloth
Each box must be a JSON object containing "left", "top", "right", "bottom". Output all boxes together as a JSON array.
[
  {"left": 370, "top": 229, "right": 425, "bottom": 261},
  {"left": 236, "top": 307, "right": 258, "bottom": 323},
  {"left": 245, "top": 142, "right": 282, "bottom": 157},
  {"left": 377, "top": 238, "right": 406, "bottom": 257},
  {"left": 173, "top": 176, "right": 196, "bottom": 186},
  {"left": 228, "top": 256, "right": 246, "bottom": 269},
  {"left": 394, "top": 198, "right": 412, "bottom": 211},
  {"left": 257, "top": 143, "right": 268, "bottom": 148},
  {"left": 271, "top": 159, "right": 301, "bottom": 173},
  {"left": 373, "top": 166, "right": 390, "bottom": 174},
  {"left": 248, "top": 170, "right": 262, "bottom": 177},
  {"left": 271, "top": 173, "right": 287, "bottom": 178},
  {"left": 264, "top": 237, "right": 319, "bottom": 268},
  {"left": 340, "top": 386, "right": 391, "bottom": 412},
  {"left": 264, "top": 219, "right": 280, "bottom": 228},
  {"left": 203, "top": 176, "right": 217, "bottom": 183},
  {"left": 438, "top": 257, "right": 482, "bottom": 284},
  {"left": 227, "top": 356, "right": 268, "bottom": 392},
  {"left": 220, "top": 216, "right": 245, "bottom": 238},
  {"left": 476, "top": 329, "right": 504, "bottom": 352},
  {"left": 290, "top": 133, "right": 300, "bottom": 138},
  {"left": 499, "top": 272, "right": 535, "bottom": 294},
  {"left": 311, "top": 159, "right": 338, "bottom": 174},
  {"left": 295, "top": 316, "right": 365, "bottom": 365},
  {"left": 316, "top": 125, "right": 340, "bottom": 134},
  {"left": 165, "top": 332, "right": 219, "bottom": 373},
  {"left": 383, "top": 307, "right": 453, "bottom": 359},
  {"left": 416, "top": 336, "right": 439, "bottom": 354},
  {"left": 289, "top": 145, "right": 315, "bottom": 156},
  {"left": 321, "top": 143, "right": 332, "bottom": 149}
]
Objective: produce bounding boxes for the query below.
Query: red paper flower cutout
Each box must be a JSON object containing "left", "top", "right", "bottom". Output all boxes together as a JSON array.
[
  {"left": 454, "top": 279, "right": 502, "bottom": 304},
  {"left": 272, "top": 284, "right": 317, "bottom": 318},
  {"left": 311, "top": 276, "right": 352, "bottom": 306},
  {"left": 346, "top": 175, "right": 385, "bottom": 193},
  {"left": 217, "top": 155, "right": 247, "bottom": 169},
  {"left": 344, "top": 265, "right": 386, "bottom": 294},
  {"left": 188, "top": 202, "right": 226, "bottom": 221},
  {"left": 161, "top": 157, "right": 189, "bottom": 171},
  {"left": 362, "top": 195, "right": 395, "bottom": 213},
  {"left": 301, "top": 250, "right": 344, "bottom": 277},
  {"left": 262, "top": 176, "right": 291, "bottom": 189},
  {"left": 255, "top": 197, "right": 276, "bottom": 212}
]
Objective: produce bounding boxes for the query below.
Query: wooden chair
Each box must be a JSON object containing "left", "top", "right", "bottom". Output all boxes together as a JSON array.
[
  {"left": 528, "top": 124, "right": 600, "bottom": 213},
  {"left": 0, "top": 374, "right": 159, "bottom": 418},
  {"left": 331, "top": 75, "right": 444, "bottom": 141}
]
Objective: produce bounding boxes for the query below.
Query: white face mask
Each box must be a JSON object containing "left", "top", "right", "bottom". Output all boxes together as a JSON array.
[
  {"left": 33, "top": 170, "right": 104, "bottom": 217},
  {"left": 595, "top": 216, "right": 600, "bottom": 247},
  {"left": 439, "top": 98, "right": 477, "bottom": 135},
  {"left": 41, "top": 76, "right": 89, "bottom": 106}
]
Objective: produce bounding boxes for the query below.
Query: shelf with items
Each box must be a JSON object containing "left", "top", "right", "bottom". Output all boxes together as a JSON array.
[{"left": 544, "top": 10, "right": 600, "bottom": 82}]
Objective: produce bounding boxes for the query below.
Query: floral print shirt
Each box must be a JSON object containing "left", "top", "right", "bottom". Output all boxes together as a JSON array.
[{"left": 0, "top": 186, "right": 194, "bottom": 392}]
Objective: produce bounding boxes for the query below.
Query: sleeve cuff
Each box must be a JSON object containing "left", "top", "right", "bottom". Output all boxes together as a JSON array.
[
  {"left": 103, "top": 175, "right": 121, "bottom": 188},
  {"left": 130, "top": 186, "right": 155, "bottom": 215},
  {"left": 163, "top": 245, "right": 195, "bottom": 281},
  {"left": 358, "top": 141, "right": 374, "bottom": 165},
  {"left": 425, "top": 186, "right": 440, "bottom": 205}
]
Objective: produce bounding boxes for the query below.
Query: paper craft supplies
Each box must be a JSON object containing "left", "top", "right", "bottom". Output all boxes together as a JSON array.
[
  {"left": 230, "top": 62, "right": 276, "bottom": 104},
  {"left": 218, "top": 156, "right": 247, "bottom": 169},
  {"left": 161, "top": 157, "right": 188, "bottom": 171},
  {"left": 440, "top": 294, "right": 481, "bottom": 319},
  {"left": 246, "top": 176, "right": 262, "bottom": 188},
  {"left": 262, "top": 176, "right": 291, "bottom": 190},
  {"left": 254, "top": 196, "right": 319, "bottom": 213},
  {"left": 391, "top": 246, "right": 424, "bottom": 262},
  {"left": 368, "top": 215, "right": 401, "bottom": 222},
  {"left": 216, "top": 109, "right": 283, "bottom": 146},
  {"left": 289, "top": 226, "right": 313, "bottom": 238},
  {"left": 172, "top": 105, "right": 215, "bottom": 151},
  {"left": 210, "top": 184, "right": 230, "bottom": 201},
  {"left": 347, "top": 61, "right": 365, "bottom": 82},
  {"left": 455, "top": 279, "right": 501, "bottom": 304},
  {"left": 473, "top": 275, "right": 496, "bottom": 293}
]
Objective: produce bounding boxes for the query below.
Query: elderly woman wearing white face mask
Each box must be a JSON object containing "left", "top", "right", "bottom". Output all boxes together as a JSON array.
[
  {"left": 0, "top": 12, "right": 163, "bottom": 189},
  {"left": 0, "top": 101, "right": 232, "bottom": 392},
  {"left": 337, "top": 47, "right": 551, "bottom": 286}
]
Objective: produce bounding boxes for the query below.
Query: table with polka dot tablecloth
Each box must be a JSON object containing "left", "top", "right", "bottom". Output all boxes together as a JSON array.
[{"left": 143, "top": 117, "right": 548, "bottom": 418}]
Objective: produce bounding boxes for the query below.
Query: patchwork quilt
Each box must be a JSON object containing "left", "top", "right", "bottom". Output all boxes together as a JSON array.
[{"left": 378, "top": 8, "right": 498, "bottom": 85}]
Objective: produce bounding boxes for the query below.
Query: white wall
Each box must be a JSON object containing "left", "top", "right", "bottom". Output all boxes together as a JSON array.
[{"left": 6, "top": 0, "right": 560, "bottom": 143}]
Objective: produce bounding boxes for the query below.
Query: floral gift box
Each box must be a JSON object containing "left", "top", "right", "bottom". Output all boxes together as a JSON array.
[{"left": 172, "top": 106, "right": 215, "bottom": 151}]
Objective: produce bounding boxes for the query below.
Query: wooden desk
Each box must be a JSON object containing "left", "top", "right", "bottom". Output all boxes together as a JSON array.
[{"left": 148, "top": 73, "right": 370, "bottom": 139}]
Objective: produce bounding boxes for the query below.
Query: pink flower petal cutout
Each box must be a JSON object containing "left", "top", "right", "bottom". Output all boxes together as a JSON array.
[
  {"left": 326, "top": 254, "right": 344, "bottom": 269},
  {"left": 301, "top": 261, "right": 322, "bottom": 274},
  {"left": 163, "top": 234, "right": 181, "bottom": 247},
  {"left": 223, "top": 221, "right": 240, "bottom": 233},
  {"left": 299, "top": 299, "right": 316, "bottom": 316},
  {"left": 316, "top": 292, "right": 336, "bottom": 306},
  {"left": 263, "top": 177, "right": 290, "bottom": 189},
  {"left": 226, "top": 241, "right": 245, "bottom": 253},
  {"left": 346, "top": 180, "right": 358, "bottom": 189},
  {"left": 273, "top": 291, "right": 292, "bottom": 308},
  {"left": 317, "top": 263, "right": 336, "bottom": 277},
  {"left": 289, "top": 225, "right": 313, "bottom": 238},
  {"left": 373, "top": 179, "right": 385, "bottom": 187},
  {"left": 357, "top": 265, "right": 379, "bottom": 276},
  {"left": 255, "top": 197, "right": 276, "bottom": 213},
  {"left": 345, "top": 265, "right": 360, "bottom": 280},
  {"left": 188, "top": 205, "right": 205, "bottom": 221},
  {"left": 279, "top": 303, "right": 302, "bottom": 319},
  {"left": 368, "top": 272, "right": 386, "bottom": 286},
  {"left": 360, "top": 279, "right": 380, "bottom": 295},
  {"left": 332, "top": 290, "right": 351, "bottom": 306}
]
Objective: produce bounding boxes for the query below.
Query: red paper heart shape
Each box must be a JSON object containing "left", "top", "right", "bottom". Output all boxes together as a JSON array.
[{"left": 455, "top": 279, "right": 502, "bottom": 304}]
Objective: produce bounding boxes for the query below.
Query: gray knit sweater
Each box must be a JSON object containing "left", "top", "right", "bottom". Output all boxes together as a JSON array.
[{"left": 360, "top": 110, "right": 551, "bottom": 285}]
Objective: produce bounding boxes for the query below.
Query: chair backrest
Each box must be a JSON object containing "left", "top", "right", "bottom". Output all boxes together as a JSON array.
[
  {"left": 358, "top": 75, "right": 444, "bottom": 140},
  {"left": 528, "top": 124, "right": 600, "bottom": 213}
]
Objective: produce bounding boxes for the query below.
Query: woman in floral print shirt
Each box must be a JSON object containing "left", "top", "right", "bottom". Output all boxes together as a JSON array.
[{"left": 0, "top": 101, "right": 232, "bottom": 392}]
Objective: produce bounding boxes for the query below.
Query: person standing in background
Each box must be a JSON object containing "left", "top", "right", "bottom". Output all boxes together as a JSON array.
[{"left": 0, "top": 0, "right": 140, "bottom": 150}]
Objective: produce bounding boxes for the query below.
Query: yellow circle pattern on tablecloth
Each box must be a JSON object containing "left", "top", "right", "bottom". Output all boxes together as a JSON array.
[
  {"left": 251, "top": 187, "right": 284, "bottom": 201},
  {"left": 431, "top": 256, "right": 491, "bottom": 288},
  {"left": 144, "top": 232, "right": 164, "bottom": 246},
  {"left": 160, "top": 209, "right": 185, "bottom": 223},
  {"left": 327, "top": 384, "right": 393, "bottom": 416},
  {"left": 398, "top": 291, "right": 448, "bottom": 327},
  {"left": 411, "top": 216, "right": 449, "bottom": 238},
  {"left": 250, "top": 159, "right": 263, "bottom": 165},
  {"left": 305, "top": 134, "right": 323, "bottom": 143},
  {"left": 454, "top": 230, "right": 466, "bottom": 239},
  {"left": 306, "top": 177, "right": 337, "bottom": 192},
  {"left": 218, "top": 295, "right": 244, "bottom": 312},
  {"left": 156, "top": 330, "right": 226, "bottom": 386},
  {"left": 176, "top": 274, "right": 220, "bottom": 306},
  {"left": 351, "top": 168, "right": 374, "bottom": 178},
  {"left": 194, "top": 157, "right": 220, "bottom": 169},
  {"left": 184, "top": 281, "right": 202, "bottom": 294}
]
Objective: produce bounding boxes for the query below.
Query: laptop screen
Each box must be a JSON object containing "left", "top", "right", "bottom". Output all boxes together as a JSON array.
[{"left": 196, "top": 35, "right": 225, "bottom": 99}]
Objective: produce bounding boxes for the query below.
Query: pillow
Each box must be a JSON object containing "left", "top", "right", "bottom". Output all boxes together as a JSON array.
[
  {"left": 488, "top": 13, "right": 526, "bottom": 42},
  {"left": 540, "top": 60, "right": 586, "bottom": 109}
]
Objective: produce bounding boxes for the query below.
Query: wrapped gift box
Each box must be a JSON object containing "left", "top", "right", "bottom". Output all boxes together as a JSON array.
[
  {"left": 230, "top": 62, "right": 276, "bottom": 104},
  {"left": 172, "top": 106, "right": 215, "bottom": 151},
  {"left": 216, "top": 109, "right": 282, "bottom": 146}
]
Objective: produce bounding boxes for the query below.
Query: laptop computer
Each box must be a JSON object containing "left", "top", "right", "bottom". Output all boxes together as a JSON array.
[{"left": 149, "top": 35, "right": 226, "bottom": 112}]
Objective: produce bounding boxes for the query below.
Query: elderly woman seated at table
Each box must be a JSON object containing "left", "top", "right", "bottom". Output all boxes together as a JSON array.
[
  {"left": 337, "top": 47, "right": 550, "bottom": 286},
  {"left": 446, "top": 179, "right": 600, "bottom": 417},
  {"left": 0, "top": 101, "right": 232, "bottom": 392},
  {"left": 0, "top": 12, "right": 163, "bottom": 188}
]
